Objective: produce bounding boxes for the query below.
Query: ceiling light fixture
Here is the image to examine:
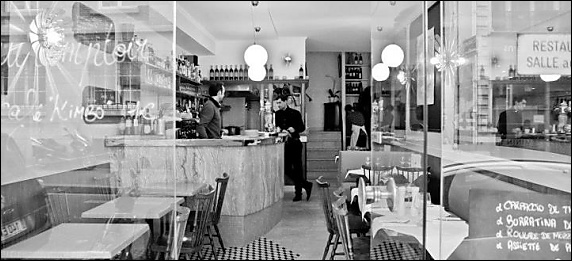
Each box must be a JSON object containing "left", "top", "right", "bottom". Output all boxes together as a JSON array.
[
  {"left": 540, "top": 74, "right": 561, "bottom": 82},
  {"left": 381, "top": 44, "right": 404, "bottom": 67},
  {"left": 245, "top": 2, "right": 267, "bottom": 81},
  {"left": 372, "top": 63, "right": 390, "bottom": 81}
]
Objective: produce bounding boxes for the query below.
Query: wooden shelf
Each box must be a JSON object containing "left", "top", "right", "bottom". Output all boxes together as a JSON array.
[
  {"left": 203, "top": 79, "right": 309, "bottom": 86},
  {"left": 345, "top": 79, "right": 368, "bottom": 81},
  {"left": 345, "top": 64, "right": 371, "bottom": 67}
]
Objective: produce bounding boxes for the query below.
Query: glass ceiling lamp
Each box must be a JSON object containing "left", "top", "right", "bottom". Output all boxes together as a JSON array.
[
  {"left": 244, "top": 2, "right": 268, "bottom": 67},
  {"left": 381, "top": 44, "right": 404, "bottom": 67},
  {"left": 372, "top": 63, "right": 390, "bottom": 81},
  {"left": 540, "top": 74, "right": 561, "bottom": 82},
  {"left": 248, "top": 65, "right": 266, "bottom": 81},
  {"left": 244, "top": 43, "right": 268, "bottom": 67}
]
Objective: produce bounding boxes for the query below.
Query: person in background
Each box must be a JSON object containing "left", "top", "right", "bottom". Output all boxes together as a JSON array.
[
  {"left": 274, "top": 91, "right": 312, "bottom": 202},
  {"left": 497, "top": 95, "right": 526, "bottom": 140},
  {"left": 380, "top": 104, "right": 394, "bottom": 132},
  {"left": 345, "top": 104, "right": 367, "bottom": 148},
  {"left": 197, "top": 82, "right": 225, "bottom": 139},
  {"left": 357, "top": 86, "right": 372, "bottom": 148}
]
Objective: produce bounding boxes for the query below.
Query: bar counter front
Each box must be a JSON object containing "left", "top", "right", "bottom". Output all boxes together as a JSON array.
[{"left": 105, "top": 135, "right": 284, "bottom": 247}]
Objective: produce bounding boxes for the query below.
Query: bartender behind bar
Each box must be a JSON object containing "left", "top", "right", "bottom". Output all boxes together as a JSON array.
[{"left": 197, "top": 82, "right": 225, "bottom": 139}]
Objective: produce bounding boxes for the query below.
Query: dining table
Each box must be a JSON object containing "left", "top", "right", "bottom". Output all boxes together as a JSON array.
[
  {"left": 0, "top": 223, "right": 149, "bottom": 259},
  {"left": 139, "top": 181, "right": 208, "bottom": 198},
  {"left": 368, "top": 202, "right": 469, "bottom": 259},
  {"left": 81, "top": 196, "right": 184, "bottom": 257}
]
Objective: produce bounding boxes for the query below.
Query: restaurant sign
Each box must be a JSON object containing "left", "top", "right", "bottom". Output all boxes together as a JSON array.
[{"left": 517, "top": 34, "right": 571, "bottom": 75}]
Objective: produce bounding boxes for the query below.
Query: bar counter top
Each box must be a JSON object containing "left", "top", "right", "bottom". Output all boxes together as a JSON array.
[{"left": 104, "top": 134, "right": 281, "bottom": 147}]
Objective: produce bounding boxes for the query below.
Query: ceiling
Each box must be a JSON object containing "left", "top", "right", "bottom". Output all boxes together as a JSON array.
[{"left": 177, "top": 1, "right": 421, "bottom": 53}]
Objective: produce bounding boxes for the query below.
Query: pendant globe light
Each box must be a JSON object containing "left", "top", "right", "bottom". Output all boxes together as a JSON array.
[
  {"left": 248, "top": 65, "right": 266, "bottom": 81},
  {"left": 540, "top": 74, "right": 561, "bottom": 82},
  {"left": 372, "top": 63, "right": 390, "bottom": 81},
  {"left": 244, "top": 2, "right": 268, "bottom": 67},
  {"left": 244, "top": 43, "right": 268, "bottom": 66},
  {"left": 381, "top": 44, "right": 404, "bottom": 67}
]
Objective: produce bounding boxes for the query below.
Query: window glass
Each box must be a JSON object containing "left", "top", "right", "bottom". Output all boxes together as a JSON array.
[{"left": 1, "top": 1, "right": 176, "bottom": 258}]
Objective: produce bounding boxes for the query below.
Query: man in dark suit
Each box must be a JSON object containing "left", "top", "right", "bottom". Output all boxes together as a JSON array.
[
  {"left": 497, "top": 96, "right": 527, "bottom": 140},
  {"left": 274, "top": 91, "right": 312, "bottom": 202},
  {"left": 197, "top": 82, "right": 225, "bottom": 139}
]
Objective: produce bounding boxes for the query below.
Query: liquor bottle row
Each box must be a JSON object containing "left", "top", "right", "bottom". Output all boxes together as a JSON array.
[
  {"left": 479, "top": 64, "right": 547, "bottom": 81},
  {"left": 346, "top": 81, "right": 363, "bottom": 94},
  {"left": 176, "top": 55, "right": 201, "bottom": 83},
  {"left": 118, "top": 113, "right": 163, "bottom": 136},
  {"left": 346, "top": 52, "right": 364, "bottom": 65},
  {"left": 210, "top": 64, "right": 250, "bottom": 81},
  {"left": 345, "top": 66, "right": 363, "bottom": 79}
]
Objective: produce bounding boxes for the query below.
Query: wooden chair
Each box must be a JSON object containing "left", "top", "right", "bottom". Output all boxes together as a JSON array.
[
  {"left": 38, "top": 179, "right": 72, "bottom": 226},
  {"left": 180, "top": 186, "right": 216, "bottom": 260},
  {"left": 362, "top": 165, "right": 395, "bottom": 186},
  {"left": 206, "top": 172, "right": 230, "bottom": 253},
  {"left": 93, "top": 175, "right": 118, "bottom": 202},
  {"left": 150, "top": 206, "right": 191, "bottom": 260},
  {"left": 332, "top": 195, "right": 370, "bottom": 260},
  {"left": 394, "top": 166, "right": 424, "bottom": 185},
  {"left": 316, "top": 176, "right": 369, "bottom": 260}
]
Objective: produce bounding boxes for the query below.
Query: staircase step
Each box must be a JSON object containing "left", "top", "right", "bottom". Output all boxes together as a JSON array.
[
  {"left": 307, "top": 131, "right": 342, "bottom": 141},
  {"left": 307, "top": 141, "right": 341, "bottom": 149},
  {"left": 307, "top": 150, "right": 339, "bottom": 161},
  {"left": 307, "top": 162, "right": 337, "bottom": 171}
]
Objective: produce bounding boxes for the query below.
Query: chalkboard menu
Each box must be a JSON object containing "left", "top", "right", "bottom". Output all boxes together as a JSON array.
[
  {"left": 465, "top": 189, "right": 571, "bottom": 259},
  {"left": 72, "top": 2, "right": 115, "bottom": 53}
]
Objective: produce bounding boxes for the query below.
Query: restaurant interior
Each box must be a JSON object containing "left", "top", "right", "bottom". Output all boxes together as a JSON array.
[{"left": 1, "top": 1, "right": 570, "bottom": 260}]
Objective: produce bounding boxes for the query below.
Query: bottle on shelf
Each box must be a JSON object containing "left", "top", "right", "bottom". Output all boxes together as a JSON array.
[
  {"left": 143, "top": 117, "right": 152, "bottom": 135},
  {"left": 214, "top": 65, "right": 220, "bottom": 80},
  {"left": 359, "top": 53, "right": 363, "bottom": 64},
  {"left": 233, "top": 65, "right": 239, "bottom": 81},
  {"left": 118, "top": 111, "right": 126, "bottom": 135},
  {"left": 479, "top": 65, "right": 485, "bottom": 79},
  {"left": 508, "top": 65, "right": 515, "bottom": 79},
  {"left": 125, "top": 114, "right": 133, "bottom": 135},
  {"left": 268, "top": 64, "right": 274, "bottom": 80},
  {"left": 299, "top": 64, "right": 304, "bottom": 79},
  {"left": 133, "top": 113, "right": 140, "bottom": 135},
  {"left": 239, "top": 65, "right": 244, "bottom": 80},
  {"left": 354, "top": 53, "right": 359, "bottom": 64},
  {"left": 223, "top": 65, "right": 229, "bottom": 81}
]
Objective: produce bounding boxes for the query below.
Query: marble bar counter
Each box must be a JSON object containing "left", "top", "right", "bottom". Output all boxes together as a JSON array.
[{"left": 104, "top": 135, "right": 284, "bottom": 247}]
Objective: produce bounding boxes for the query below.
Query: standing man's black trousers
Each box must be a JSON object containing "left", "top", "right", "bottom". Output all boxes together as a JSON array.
[{"left": 284, "top": 139, "right": 305, "bottom": 196}]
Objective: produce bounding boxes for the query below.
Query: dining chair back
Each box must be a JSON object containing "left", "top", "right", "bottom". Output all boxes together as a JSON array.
[
  {"left": 332, "top": 195, "right": 354, "bottom": 260},
  {"left": 316, "top": 176, "right": 352, "bottom": 260},
  {"left": 180, "top": 185, "right": 216, "bottom": 260},
  {"left": 37, "top": 180, "right": 71, "bottom": 226},
  {"left": 93, "top": 175, "right": 118, "bottom": 202},
  {"left": 332, "top": 195, "right": 370, "bottom": 260},
  {"left": 394, "top": 166, "right": 424, "bottom": 185},
  {"left": 207, "top": 172, "right": 230, "bottom": 252},
  {"left": 362, "top": 165, "right": 395, "bottom": 186}
]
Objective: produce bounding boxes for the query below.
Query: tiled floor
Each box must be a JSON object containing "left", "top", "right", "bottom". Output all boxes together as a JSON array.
[{"left": 263, "top": 181, "right": 340, "bottom": 260}]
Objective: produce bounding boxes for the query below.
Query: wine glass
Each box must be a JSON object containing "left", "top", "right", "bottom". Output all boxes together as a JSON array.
[{"left": 412, "top": 192, "right": 432, "bottom": 226}]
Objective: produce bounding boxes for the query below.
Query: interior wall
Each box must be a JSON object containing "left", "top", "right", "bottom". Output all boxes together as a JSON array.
[{"left": 306, "top": 52, "right": 340, "bottom": 131}]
